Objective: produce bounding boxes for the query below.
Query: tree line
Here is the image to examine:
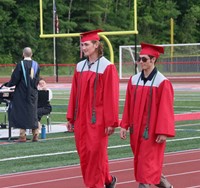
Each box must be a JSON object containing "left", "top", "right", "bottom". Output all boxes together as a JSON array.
[{"left": 0, "top": 0, "right": 199, "bottom": 65}]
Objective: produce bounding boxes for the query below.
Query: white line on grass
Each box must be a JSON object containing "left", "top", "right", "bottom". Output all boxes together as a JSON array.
[{"left": 0, "top": 137, "right": 200, "bottom": 162}]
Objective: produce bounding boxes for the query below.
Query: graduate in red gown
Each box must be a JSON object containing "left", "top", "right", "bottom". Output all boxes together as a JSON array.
[
  {"left": 120, "top": 43, "right": 175, "bottom": 188},
  {"left": 66, "top": 29, "right": 118, "bottom": 188}
]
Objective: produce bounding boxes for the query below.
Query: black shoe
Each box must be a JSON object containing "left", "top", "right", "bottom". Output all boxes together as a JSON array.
[{"left": 105, "top": 176, "right": 117, "bottom": 188}]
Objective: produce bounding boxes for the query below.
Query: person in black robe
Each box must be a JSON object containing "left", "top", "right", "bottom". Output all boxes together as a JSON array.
[{"left": 6, "top": 47, "right": 40, "bottom": 142}]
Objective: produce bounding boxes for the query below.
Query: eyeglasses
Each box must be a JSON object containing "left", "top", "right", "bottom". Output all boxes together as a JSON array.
[{"left": 138, "top": 57, "right": 149, "bottom": 62}]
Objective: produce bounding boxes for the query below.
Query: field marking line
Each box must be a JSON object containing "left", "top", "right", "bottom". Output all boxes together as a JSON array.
[
  {"left": 2, "top": 169, "right": 200, "bottom": 188},
  {"left": 1, "top": 153, "right": 200, "bottom": 188},
  {"left": 1, "top": 137, "right": 200, "bottom": 162},
  {"left": 1, "top": 149, "right": 200, "bottom": 179},
  {"left": 116, "top": 180, "right": 136, "bottom": 185},
  {"left": 1, "top": 175, "right": 83, "bottom": 188},
  {"left": 115, "top": 170, "right": 200, "bottom": 186},
  {"left": 0, "top": 149, "right": 199, "bottom": 177},
  {"left": 166, "top": 170, "right": 200, "bottom": 177}
]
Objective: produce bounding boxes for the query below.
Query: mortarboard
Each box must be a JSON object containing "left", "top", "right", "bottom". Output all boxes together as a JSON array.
[
  {"left": 80, "top": 29, "right": 103, "bottom": 42},
  {"left": 140, "top": 42, "right": 164, "bottom": 58}
]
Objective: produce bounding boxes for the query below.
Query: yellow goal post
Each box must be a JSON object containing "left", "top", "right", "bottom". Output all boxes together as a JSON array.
[{"left": 39, "top": 0, "right": 138, "bottom": 64}]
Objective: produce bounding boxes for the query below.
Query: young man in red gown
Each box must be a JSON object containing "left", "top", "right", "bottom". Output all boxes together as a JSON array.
[
  {"left": 67, "top": 30, "right": 119, "bottom": 188},
  {"left": 120, "top": 43, "right": 175, "bottom": 188}
]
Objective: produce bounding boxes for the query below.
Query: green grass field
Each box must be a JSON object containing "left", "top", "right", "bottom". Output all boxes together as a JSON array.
[{"left": 0, "top": 86, "right": 200, "bottom": 175}]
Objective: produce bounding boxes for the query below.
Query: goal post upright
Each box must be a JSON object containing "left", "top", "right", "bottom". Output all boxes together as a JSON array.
[{"left": 39, "top": 0, "right": 138, "bottom": 64}]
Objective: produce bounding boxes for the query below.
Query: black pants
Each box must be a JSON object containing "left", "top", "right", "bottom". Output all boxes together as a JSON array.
[{"left": 38, "top": 106, "right": 52, "bottom": 121}]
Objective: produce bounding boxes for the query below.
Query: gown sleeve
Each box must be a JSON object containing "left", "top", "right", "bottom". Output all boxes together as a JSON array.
[
  {"left": 103, "top": 64, "right": 119, "bottom": 127},
  {"left": 66, "top": 68, "right": 78, "bottom": 124},
  {"left": 6, "top": 63, "right": 22, "bottom": 87},
  {"left": 155, "top": 80, "right": 175, "bottom": 137},
  {"left": 120, "top": 78, "right": 132, "bottom": 130}
]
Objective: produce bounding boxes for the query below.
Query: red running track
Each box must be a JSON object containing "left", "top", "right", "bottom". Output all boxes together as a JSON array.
[{"left": 0, "top": 149, "right": 200, "bottom": 188}]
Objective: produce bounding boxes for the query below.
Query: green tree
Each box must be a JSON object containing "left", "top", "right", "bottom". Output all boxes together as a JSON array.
[
  {"left": 0, "top": 0, "right": 199, "bottom": 69},
  {"left": 137, "top": 0, "right": 180, "bottom": 44},
  {"left": 177, "top": 5, "right": 200, "bottom": 43}
]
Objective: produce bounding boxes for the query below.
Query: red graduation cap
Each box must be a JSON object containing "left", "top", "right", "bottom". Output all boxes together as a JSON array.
[
  {"left": 80, "top": 29, "right": 103, "bottom": 42},
  {"left": 140, "top": 42, "right": 164, "bottom": 58}
]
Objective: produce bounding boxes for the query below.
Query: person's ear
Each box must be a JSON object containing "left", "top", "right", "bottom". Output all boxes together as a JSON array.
[{"left": 151, "top": 57, "right": 156, "bottom": 63}]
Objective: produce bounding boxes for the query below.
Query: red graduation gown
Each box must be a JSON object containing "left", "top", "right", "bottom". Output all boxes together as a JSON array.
[
  {"left": 120, "top": 71, "right": 175, "bottom": 184},
  {"left": 67, "top": 56, "right": 119, "bottom": 187}
]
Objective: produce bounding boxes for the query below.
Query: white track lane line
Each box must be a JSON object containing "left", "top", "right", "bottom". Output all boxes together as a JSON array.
[{"left": 0, "top": 149, "right": 199, "bottom": 184}]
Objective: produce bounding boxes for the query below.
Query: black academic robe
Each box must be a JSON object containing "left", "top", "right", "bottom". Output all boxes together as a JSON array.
[{"left": 7, "top": 60, "right": 40, "bottom": 129}]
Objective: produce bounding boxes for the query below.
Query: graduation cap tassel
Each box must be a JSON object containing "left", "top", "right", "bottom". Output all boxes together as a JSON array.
[
  {"left": 91, "top": 111, "right": 96, "bottom": 124},
  {"left": 91, "top": 59, "right": 100, "bottom": 125},
  {"left": 143, "top": 127, "right": 149, "bottom": 140}
]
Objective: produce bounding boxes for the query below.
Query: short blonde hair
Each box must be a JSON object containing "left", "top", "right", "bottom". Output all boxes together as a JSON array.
[{"left": 23, "top": 47, "right": 32, "bottom": 57}]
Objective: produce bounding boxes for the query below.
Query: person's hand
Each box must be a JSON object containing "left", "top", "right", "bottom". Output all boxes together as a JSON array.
[
  {"left": 120, "top": 128, "right": 127, "bottom": 140},
  {"left": 105, "top": 126, "right": 115, "bottom": 136},
  {"left": 1, "top": 86, "right": 8, "bottom": 89},
  {"left": 156, "top": 135, "right": 167, "bottom": 143},
  {"left": 38, "top": 86, "right": 47, "bottom": 90},
  {"left": 42, "top": 86, "right": 47, "bottom": 90},
  {"left": 67, "top": 122, "right": 74, "bottom": 133}
]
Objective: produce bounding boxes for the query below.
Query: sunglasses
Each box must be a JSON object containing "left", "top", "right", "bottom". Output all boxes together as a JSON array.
[{"left": 138, "top": 57, "right": 150, "bottom": 62}]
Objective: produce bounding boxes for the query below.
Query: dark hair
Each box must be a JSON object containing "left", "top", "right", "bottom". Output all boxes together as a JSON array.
[{"left": 149, "top": 55, "right": 157, "bottom": 63}]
